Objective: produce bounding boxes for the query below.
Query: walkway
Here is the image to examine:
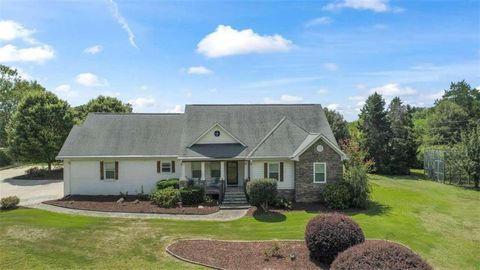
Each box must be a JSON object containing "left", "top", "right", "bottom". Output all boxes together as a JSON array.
[{"left": 30, "top": 203, "right": 249, "bottom": 221}]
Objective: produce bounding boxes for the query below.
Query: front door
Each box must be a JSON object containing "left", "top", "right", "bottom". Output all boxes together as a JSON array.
[{"left": 226, "top": 161, "right": 238, "bottom": 186}]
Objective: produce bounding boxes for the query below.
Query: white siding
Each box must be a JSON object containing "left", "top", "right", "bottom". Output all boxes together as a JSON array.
[
  {"left": 67, "top": 158, "right": 180, "bottom": 195},
  {"left": 196, "top": 125, "right": 239, "bottom": 144},
  {"left": 250, "top": 160, "right": 295, "bottom": 189}
]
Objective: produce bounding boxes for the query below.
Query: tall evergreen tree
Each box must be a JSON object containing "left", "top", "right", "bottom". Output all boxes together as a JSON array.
[
  {"left": 358, "top": 93, "right": 391, "bottom": 173},
  {"left": 387, "top": 97, "right": 416, "bottom": 174},
  {"left": 324, "top": 108, "right": 350, "bottom": 143}
]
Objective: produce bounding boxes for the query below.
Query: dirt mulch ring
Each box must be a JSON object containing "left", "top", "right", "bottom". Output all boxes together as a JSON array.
[
  {"left": 167, "top": 239, "right": 328, "bottom": 270},
  {"left": 44, "top": 195, "right": 220, "bottom": 215}
]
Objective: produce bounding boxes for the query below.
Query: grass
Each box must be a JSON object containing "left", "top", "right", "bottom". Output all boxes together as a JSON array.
[{"left": 0, "top": 170, "right": 478, "bottom": 269}]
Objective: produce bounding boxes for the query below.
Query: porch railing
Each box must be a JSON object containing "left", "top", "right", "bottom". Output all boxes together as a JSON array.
[{"left": 183, "top": 178, "right": 226, "bottom": 203}]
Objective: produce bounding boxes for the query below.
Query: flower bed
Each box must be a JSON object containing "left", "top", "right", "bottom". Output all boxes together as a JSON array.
[
  {"left": 44, "top": 195, "right": 219, "bottom": 215},
  {"left": 167, "top": 240, "right": 328, "bottom": 270}
]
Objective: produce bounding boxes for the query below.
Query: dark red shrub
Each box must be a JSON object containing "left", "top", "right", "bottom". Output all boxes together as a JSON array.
[
  {"left": 304, "top": 213, "right": 364, "bottom": 263},
  {"left": 331, "top": 240, "right": 432, "bottom": 270}
]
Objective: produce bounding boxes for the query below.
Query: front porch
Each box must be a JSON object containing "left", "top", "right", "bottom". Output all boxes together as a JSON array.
[{"left": 179, "top": 160, "right": 250, "bottom": 206}]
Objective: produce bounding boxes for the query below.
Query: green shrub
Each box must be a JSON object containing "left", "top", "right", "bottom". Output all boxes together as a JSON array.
[
  {"left": 344, "top": 165, "right": 371, "bottom": 208},
  {"left": 0, "top": 149, "right": 12, "bottom": 167},
  {"left": 150, "top": 187, "right": 180, "bottom": 208},
  {"left": 156, "top": 178, "right": 179, "bottom": 190},
  {"left": 25, "top": 167, "right": 48, "bottom": 177},
  {"left": 323, "top": 183, "right": 351, "bottom": 210},
  {"left": 1, "top": 196, "right": 20, "bottom": 210},
  {"left": 271, "top": 196, "right": 293, "bottom": 210},
  {"left": 246, "top": 178, "right": 277, "bottom": 210},
  {"left": 180, "top": 187, "right": 205, "bottom": 205}
]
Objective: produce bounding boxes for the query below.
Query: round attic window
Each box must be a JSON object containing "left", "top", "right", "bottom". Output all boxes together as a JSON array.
[
  {"left": 316, "top": 145, "right": 324, "bottom": 153},
  {"left": 214, "top": 130, "right": 221, "bottom": 137}
]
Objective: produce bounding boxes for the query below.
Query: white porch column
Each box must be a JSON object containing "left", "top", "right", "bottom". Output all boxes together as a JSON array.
[
  {"left": 220, "top": 161, "right": 225, "bottom": 180},
  {"left": 180, "top": 161, "right": 186, "bottom": 180},
  {"left": 244, "top": 161, "right": 249, "bottom": 180},
  {"left": 201, "top": 161, "right": 206, "bottom": 180}
]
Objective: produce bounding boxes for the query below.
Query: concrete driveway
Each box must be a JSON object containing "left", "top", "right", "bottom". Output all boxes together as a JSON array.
[{"left": 0, "top": 166, "right": 64, "bottom": 206}]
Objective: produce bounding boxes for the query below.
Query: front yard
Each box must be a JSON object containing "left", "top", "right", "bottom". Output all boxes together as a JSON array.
[{"left": 0, "top": 170, "right": 478, "bottom": 269}]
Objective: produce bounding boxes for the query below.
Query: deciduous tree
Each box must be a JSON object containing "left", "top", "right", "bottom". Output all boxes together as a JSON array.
[
  {"left": 72, "top": 95, "right": 132, "bottom": 123},
  {"left": 324, "top": 108, "right": 350, "bottom": 143}
]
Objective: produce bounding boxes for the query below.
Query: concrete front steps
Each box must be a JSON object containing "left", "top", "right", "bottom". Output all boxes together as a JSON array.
[{"left": 220, "top": 187, "right": 250, "bottom": 209}]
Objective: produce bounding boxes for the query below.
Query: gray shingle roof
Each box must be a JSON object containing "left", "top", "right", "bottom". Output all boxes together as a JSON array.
[
  {"left": 57, "top": 113, "right": 184, "bottom": 157},
  {"left": 57, "top": 104, "right": 339, "bottom": 159}
]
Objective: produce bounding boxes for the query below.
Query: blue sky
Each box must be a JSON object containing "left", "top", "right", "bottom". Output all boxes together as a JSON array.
[{"left": 1, "top": 0, "right": 479, "bottom": 120}]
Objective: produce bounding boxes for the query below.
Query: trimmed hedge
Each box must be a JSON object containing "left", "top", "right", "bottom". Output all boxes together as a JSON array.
[
  {"left": 246, "top": 178, "right": 277, "bottom": 210},
  {"left": 156, "top": 178, "right": 180, "bottom": 190},
  {"left": 1, "top": 196, "right": 20, "bottom": 210},
  {"left": 180, "top": 187, "right": 204, "bottom": 205},
  {"left": 331, "top": 240, "right": 432, "bottom": 270},
  {"left": 150, "top": 187, "right": 180, "bottom": 208},
  {"left": 305, "top": 213, "right": 365, "bottom": 263},
  {"left": 25, "top": 167, "right": 48, "bottom": 177},
  {"left": 323, "top": 183, "right": 351, "bottom": 210}
]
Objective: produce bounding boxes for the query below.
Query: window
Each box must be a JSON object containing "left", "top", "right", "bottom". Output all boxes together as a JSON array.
[
  {"left": 268, "top": 163, "right": 279, "bottom": 180},
  {"left": 214, "top": 130, "right": 220, "bottom": 137},
  {"left": 192, "top": 162, "right": 201, "bottom": 179},
  {"left": 161, "top": 161, "right": 172, "bottom": 173},
  {"left": 210, "top": 162, "right": 221, "bottom": 178},
  {"left": 104, "top": 162, "right": 116, "bottom": 180},
  {"left": 313, "top": 162, "right": 326, "bottom": 183}
]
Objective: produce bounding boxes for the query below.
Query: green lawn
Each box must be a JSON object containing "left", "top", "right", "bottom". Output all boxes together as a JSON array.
[{"left": 0, "top": 171, "right": 478, "bottom": 269}]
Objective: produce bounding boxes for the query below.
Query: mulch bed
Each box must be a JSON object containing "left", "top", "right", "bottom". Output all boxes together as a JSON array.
[
  {"left": 44, "top": 195, "right": 220, "bottom": 215},
  {"left": 246, "top": 202, "right": 331, "bottom": 216},
  {"left": 167, "top": 239, "right": 328, "bottom": 270}
]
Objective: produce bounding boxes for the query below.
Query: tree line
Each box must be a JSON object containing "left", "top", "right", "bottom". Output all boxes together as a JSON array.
[
  {"left": 0, "top": 65, "right": 132, "bottom": 170},
  {"left": 325, "top": 80, "right": 479, "bottom": 187}
]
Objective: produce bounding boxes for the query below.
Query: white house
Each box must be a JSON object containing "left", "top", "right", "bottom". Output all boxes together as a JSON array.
[{"left": 57, "top": 104, "right": 346, "bottom": 203}]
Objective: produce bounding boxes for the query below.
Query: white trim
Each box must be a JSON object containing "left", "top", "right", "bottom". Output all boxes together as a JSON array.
[
  {"left": 267, "top": 162, "right": 280, "bottom": 181},
  {"left": 187, "top": 122, "right": 247, "bottom": 147},
  {"left": 103, "top": 161, "right": 116, "bottom": 181},
  {"left": 247, "top": 117, "right": 286, "bottom": 157},
  {"left": 160, "top": 161, "right": 172, "bottom": 173},
  {"left": 313, "top": 162, "right": 326, "bottom": 183},
  {"left": 57, "top": 155, "right": 178, "bottom": 160},
  {"left": 291, "top": 134, "right": 347, "bottom": 161}
]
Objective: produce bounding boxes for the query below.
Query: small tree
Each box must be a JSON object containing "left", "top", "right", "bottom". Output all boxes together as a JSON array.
[
  {"left": 246, "top": 179, "right": 277, "bottom": 211},
  {"left": 341, "top": 139, "right": 373, "bottom": 208},
  {"left": 7, "top": 91, "right": 74, "bottom": 170},
  {"left": 462, "top": 126, "right": 480, "bottom": 188}
]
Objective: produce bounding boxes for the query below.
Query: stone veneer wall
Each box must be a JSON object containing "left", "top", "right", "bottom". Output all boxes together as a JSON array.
[
  {"left": 277, "top": 189, "right": 295, "bottom": 201},
  {"left": 294, "top": 139, "right": 343, "bottom": 202}
]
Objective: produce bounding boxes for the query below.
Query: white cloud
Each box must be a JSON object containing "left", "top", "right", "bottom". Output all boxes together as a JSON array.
[
  {"left": 356, "top": 83, "right": 368, "bottom": 90},
  {"left": 83, "top": 45, "right": 103, "bottom": 54},
  {"left": 128, "top": 97, "right": 155, "bottom": 109},
  {"left": 0, "top": 44, "right": 55, "bottom": 63},
  {"left": 163, "top": 105, "right": 184, "bottom": 113},
  {"left": 102, "top": 90, "right": 121, "bottom": 97},
  {"left": 264, "top": 94, "right": 304, "bottom": 104},
  {"left": 369, "top": 83, "right": 417, "bottom": 96},
  {"left": 12, "top": 67, "right": 31, "bottom": 80},
  {"left": 0, "top": 20, "right": 36, "bottom": 43},
  {"left": 318, "top": 88, "right": 328, "bottom": 94},
  {"left": 323, "top": 63, "right": 339, "bottom": 71},
  {"left": 108, "top": 0, "right": 137, "bottom": 48},
  {"left": 54, "top": 84, "right": 79, "bottom": 98},
  {"left": 75, "top": 73, "right": 107, "bottom": 87},
  {"left": 305, "top": 17, "right": 333, "bottom": 27},
  {"left": 197, "top": 25, "right": 293, "bottom": 58},
  {"left": 187, "top": 66, "right": 213, "bottom": 75},
  {"left": 323, "top": 0, "right": 401, "bottom": 12},
  {"left": 326, "top": 103, "right": 343, "bottom": 112}
]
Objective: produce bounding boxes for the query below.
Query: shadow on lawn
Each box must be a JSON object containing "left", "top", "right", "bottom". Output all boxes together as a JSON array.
[
  {"left": 346, "top": 201, "right": 392, "bottom": 217},
  {"left": 252, "top": 209, "right": 287, "bottom": 223}
]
